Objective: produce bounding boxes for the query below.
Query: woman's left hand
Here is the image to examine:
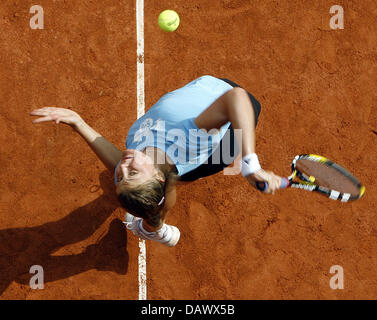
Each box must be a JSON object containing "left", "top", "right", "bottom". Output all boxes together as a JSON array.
[
  {"left": 246, "top": 169, "right": 282, "bottom": 194},
  {"left": 30, "top": 107, "right": 83, "bottom": 128}
]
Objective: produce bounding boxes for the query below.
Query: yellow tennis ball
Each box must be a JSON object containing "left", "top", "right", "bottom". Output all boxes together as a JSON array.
[{"left": 158, "top": 10, "right": 180, "bottom": 32}]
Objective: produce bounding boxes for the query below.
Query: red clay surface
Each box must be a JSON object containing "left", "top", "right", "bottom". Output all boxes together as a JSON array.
[{"left": 1, "top": 0, "right": 376, "bottom": 299}]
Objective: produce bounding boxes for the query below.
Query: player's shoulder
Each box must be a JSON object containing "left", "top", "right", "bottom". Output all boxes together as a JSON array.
[{"left": 193, "top": 75, "right": 233, "bottom": 91}]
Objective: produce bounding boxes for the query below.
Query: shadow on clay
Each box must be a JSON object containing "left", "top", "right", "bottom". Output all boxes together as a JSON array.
[{"left": 0, "top": 171, "right": 129, "bottom": 295}]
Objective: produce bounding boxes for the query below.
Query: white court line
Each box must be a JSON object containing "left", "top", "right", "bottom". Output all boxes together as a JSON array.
[
  {"left": 136, "top": 0, "right": 145, "bottom": 119},
  {"left": 136, "top": 0, "right": 147, "bottom": 300}
]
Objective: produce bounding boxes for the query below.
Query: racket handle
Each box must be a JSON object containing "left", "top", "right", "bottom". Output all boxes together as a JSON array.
[{"left": 256, "top": 177, "right": 290, "bottom": 192}]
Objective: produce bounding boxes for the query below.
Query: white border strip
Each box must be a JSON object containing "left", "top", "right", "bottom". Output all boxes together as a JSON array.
[{"left": 136, "top": 0, "right": 147, "bottom": 300}]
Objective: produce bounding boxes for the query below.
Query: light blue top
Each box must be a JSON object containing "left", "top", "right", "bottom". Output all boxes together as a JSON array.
[{"left": 123, "top": 75, "right": 233, "bottom": 177}]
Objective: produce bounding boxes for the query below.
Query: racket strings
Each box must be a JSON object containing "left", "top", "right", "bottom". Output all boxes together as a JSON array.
[{"left": 295, "top": 159, "right": 361, "bottom": 196}]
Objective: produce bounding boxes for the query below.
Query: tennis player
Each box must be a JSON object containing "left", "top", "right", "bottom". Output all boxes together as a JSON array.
[{"left": 30, "top": 76, "right": 282, "bottom": 247}]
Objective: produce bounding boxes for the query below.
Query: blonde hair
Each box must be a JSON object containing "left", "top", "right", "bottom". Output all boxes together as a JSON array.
[{"left": 117, "top": 168, "right": 177, "bottom": 227}]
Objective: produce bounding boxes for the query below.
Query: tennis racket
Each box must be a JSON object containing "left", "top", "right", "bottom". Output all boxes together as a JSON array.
[{"left": 256, "top": 154, "right": 365, "bottom": 202}]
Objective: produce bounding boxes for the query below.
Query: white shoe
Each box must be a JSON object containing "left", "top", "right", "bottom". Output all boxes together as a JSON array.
[{"left": 124, "top": 213, "right": 180, "bottom": 247}]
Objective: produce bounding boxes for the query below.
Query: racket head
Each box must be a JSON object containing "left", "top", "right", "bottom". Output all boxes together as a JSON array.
[{"left": 290, "top": 154, "right": 365, "bottom": 202}]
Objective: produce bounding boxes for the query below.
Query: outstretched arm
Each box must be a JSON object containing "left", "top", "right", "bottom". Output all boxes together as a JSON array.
[
  {"left": 30, "top": 107, "right": 122, "bottom": 172},
  {"left": 74, "top": 120, "right": 122, "bottom": 172}
]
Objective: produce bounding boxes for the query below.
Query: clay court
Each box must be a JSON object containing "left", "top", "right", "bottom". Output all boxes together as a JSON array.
[{"left": 0, "top": 0, "right": 376, "bottom": 299}]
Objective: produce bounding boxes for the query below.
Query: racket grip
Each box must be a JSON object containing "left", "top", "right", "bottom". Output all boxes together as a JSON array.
[{"left": 256, "top": 177, "right": 290, "bottom": 192}]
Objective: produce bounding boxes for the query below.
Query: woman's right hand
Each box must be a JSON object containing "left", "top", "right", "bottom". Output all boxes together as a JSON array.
[
  {"left": 30, "top": 107, "right": 84, "bottom": 128},
  {"left": 246, "top": 169, "right": 282, "bottom": 194}
]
